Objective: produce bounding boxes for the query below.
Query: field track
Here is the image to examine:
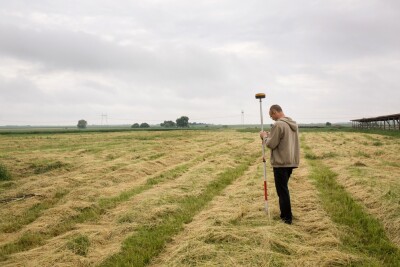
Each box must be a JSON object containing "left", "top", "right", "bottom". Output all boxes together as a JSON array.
[{"left": 0, "top": 130, "right": 399, "bottom": 266}]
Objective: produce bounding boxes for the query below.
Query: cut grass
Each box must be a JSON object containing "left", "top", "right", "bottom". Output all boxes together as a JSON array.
[
  {"left": 1, "top": 190, "right": 68, "bottom": 233},
  {"left": 0, "top": 232, "right": 44, "bottom": 261},
  {"left": 0, "top": 142, "right": 251, "bottom": 261},
  {"left": 0, "top": 205, "right": 103, "bottom": 260},
  {"left": 304, "top": 151, "right": 318, "bottom": 160},
  {"left": 0, "top": 163, "right": 12, "bottom": 181},
  {"left": 320, "top": 151, "right": 338, "bottom": 158},
  {"left": 304, "top": 151, "right": 338, "bottom": 160},
  {"left": 99, "top": 143, "right": 249, "bottom": 210},
  {"left": 67, "top": 234, "right": 90, "bottom": 256},
  {"left": 0, "top": 181, "right": 14, "bottom": 190},
  {"left": 98, "top": 162, "right": 193, "bottom": 210},
  {"left": 374, "top": 150, "right": 385, "bottom": 156},
  {"left": 373, "top": 141, "right": 383, "bottom": 146},
  {"left": 306, "top": 131, "right": 400, "bottom": 247},
  {"left": 100, "top": 152, "right": 259, "bottom": 267},
  {"left": 302, "top": 137, "right": 400, "bottom": 266},
  {"left": 2, "top": 203, "right": 54, "bottom": 233},
  {"left": 147, "top": 153, "right": 166, "bottom": 160},
  {"left": 30, "top": 160, "right": 69, "bottom": 174},
  {"left": 355, "top": 151, "right": 371, "bottom": 158},
  {"left": 381, "top": 161, "right": 400, "bottom": 168}
]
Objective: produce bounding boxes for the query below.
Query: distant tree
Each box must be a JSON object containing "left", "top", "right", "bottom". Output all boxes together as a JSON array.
[
  {"left": 140, "top": 122, "right": 150, "bottom": 128},
  {"left": 326, "top": 122, "right": 332, "bottom": 126},
  {"left": 176, "top": 116, "right": 189, "bottom": 127},
  {"left": 77, "top": 119, "right": 87, "bottom": 129},
  {"left": 160, "top": 120, "right": 176, "bottom": 128},
  {"left": 131, "top": 123, "right": 140, "bottom": 128}
]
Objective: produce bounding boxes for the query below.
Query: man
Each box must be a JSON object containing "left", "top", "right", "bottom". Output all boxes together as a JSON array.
[{"left": 259, "top": 105, "right": 300, "bottom": 224}]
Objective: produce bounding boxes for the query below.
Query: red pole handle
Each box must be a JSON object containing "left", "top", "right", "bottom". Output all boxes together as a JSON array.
[{"left": 264, "top": 180, "right": 268, "bottom": 200}]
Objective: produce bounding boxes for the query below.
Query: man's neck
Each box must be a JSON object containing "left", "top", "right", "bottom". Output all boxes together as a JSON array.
[{"left": 276, "top": 113, "right": 285, "bottom": 120}]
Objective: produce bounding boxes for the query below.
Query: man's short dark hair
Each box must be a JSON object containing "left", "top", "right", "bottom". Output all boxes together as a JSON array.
[{"left": 270, "top": 105, "right": 282, "bottom": 113}]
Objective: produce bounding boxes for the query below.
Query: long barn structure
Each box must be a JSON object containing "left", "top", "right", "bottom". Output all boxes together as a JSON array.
[{"left": 351, "top": 113, "right": 400, "bottom": 130}]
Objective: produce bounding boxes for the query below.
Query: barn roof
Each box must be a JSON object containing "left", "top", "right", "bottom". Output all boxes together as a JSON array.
[{"left": 351, "top": 113, "right": 400, "bottom": 122}]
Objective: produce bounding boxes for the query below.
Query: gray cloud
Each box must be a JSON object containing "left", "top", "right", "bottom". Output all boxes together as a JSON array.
[
  {"left": 0, "top": 0, "right": 399, "bottom": 125},
  {"left": 0, "top": 75, "right": 45, "bottom": 103},
  {"left": 0, "top": 23, "right": 150, "bottom": 71},
  {"left": 0, "top": 22, "right": 231, "bottom": 96}
]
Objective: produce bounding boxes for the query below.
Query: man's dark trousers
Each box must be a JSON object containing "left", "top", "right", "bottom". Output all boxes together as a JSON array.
[{"left": 273, "top": 167, "right": 294, "bottom": 224}]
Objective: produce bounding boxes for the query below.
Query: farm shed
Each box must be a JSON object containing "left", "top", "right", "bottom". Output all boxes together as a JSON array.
[{"left": 351, "top": 113, "right": 400, "bottom": 130}]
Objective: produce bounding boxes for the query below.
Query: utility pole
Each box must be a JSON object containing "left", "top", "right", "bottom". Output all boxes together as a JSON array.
[
  {"left": 241, "top": 110, "right": 244, "bottom": 127},
  {"left": 101, "top": 113, "right": 108, "bottom": 126}
]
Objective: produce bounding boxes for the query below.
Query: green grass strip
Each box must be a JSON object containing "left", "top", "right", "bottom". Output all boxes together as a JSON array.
[
  {"left": 99, "top": 152, "right": 259, "bottom": 267},
  {"left": 302, "top": 137, "right": 400, "bottom": 266},
  {"left": 66, "top": 234, "right": 91, "bottom": 256}
]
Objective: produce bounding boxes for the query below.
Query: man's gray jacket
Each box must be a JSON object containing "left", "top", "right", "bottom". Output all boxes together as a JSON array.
[{"left": 265, "top": 117, "right": 300, "bottom": 168}]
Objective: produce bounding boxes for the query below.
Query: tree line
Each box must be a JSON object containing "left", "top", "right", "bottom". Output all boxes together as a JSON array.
[
  {"left": 132, "top": 116, "right": 189, "bottom": 128},
  {"left": 76, "top": 116, "right": 190, "bottom": 129}
]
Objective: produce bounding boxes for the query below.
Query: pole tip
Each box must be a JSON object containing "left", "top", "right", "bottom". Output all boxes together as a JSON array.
[{"left": 255, "top": 93, "right": 266, "bottom": 99}]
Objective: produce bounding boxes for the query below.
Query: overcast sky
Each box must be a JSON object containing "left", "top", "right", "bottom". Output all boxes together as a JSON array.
[{"left": 0, "top": 0, "right": 399, "bottom": 126}]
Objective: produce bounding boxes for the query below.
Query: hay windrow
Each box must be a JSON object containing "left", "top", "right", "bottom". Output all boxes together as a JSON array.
[
  {"left": 0, "top": 132, "right": 228, "bottom": 240},
  {"left": 149, "top": 150, "right": 360, "bottom": 266},
  {"left": 304, "top": 132, "right": 400, "bottom": 247}
]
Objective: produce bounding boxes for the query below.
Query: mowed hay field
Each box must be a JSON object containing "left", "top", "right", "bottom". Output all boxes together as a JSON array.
[{"left": 0, "top": 130, "right": 399, "bottom": 266}]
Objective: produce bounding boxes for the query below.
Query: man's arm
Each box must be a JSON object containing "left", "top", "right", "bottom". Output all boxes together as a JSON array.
[{"left": 265, "top": 124, "right": 282, "bottom": 149}]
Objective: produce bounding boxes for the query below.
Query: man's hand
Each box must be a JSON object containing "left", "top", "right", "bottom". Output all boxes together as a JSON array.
[{"left": 259, "top": 131, "right": 269, "bottom": 140}]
